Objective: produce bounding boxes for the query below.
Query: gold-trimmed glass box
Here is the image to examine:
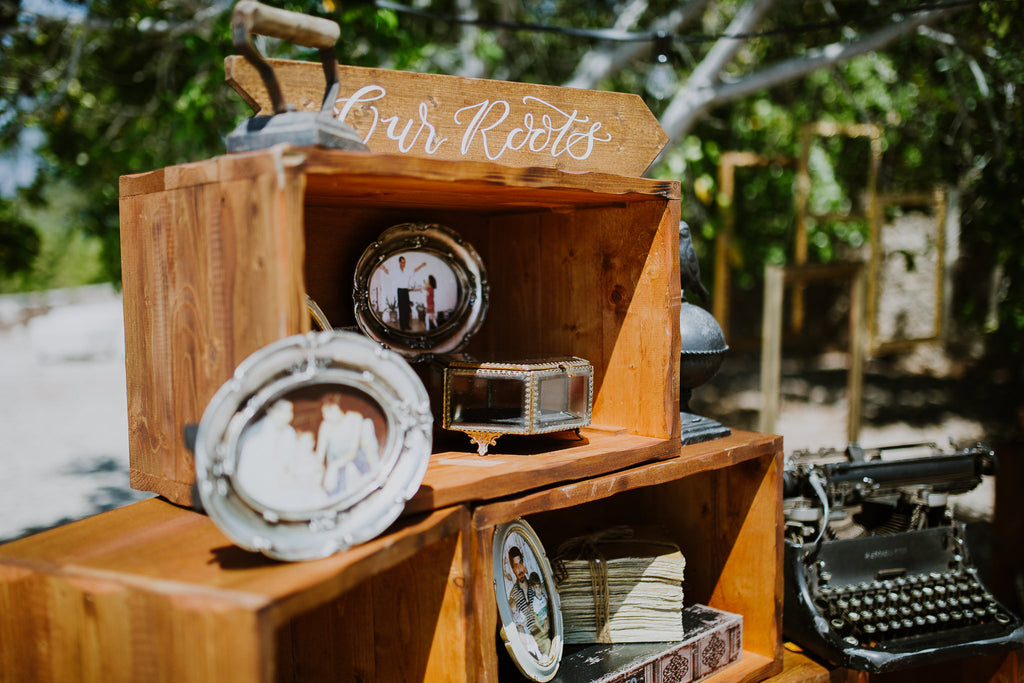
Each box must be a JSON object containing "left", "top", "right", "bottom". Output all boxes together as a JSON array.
[{"left": 441, "top": 355, "right": 593, "bottom": 455}]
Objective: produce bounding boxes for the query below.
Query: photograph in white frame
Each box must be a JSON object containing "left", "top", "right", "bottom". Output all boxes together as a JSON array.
[
  {"left": 194, "top": 331, "right": 433, "bottom": 562},
  {"left": 367, "top": 251, "right": 461, "bottom": 333},
  {"left": 493, "top": 518, "right": 563, "bottom": 681},
  {"left": 232, "top": 384, "right": 389, "bottom": 516}
]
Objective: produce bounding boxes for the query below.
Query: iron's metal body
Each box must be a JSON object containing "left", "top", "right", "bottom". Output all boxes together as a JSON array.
[{"left": 226, "top": 0, "right": 366, "bottom": 153}]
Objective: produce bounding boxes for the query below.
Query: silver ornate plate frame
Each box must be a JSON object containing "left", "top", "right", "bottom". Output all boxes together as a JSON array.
[
  {"left": 493, "top": 518, "right": 564, "bottom": 682},
  {"left": 353, "top": 222, "right": 488, "bottom": 358},
  {"left": 194, "top": 331, "right": 433, "bottom": 562}
]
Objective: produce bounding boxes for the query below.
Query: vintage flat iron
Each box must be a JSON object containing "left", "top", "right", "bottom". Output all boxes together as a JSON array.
[{"left": 226, "top": 0, "right": 367, "bottom": 153}]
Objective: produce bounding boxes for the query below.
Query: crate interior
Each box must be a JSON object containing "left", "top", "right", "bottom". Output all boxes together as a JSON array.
[
  {"left": 505, "top": 451, "right": 780, "bottom": 678},
  {"left": 301, "top": 188, "right": 676, "bottom": 440}
]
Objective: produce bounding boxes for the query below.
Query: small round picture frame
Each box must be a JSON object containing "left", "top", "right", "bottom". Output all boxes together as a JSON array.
[
  {"left": 493, "top": 518, "right": 564, "bottom": 682},
  {"left": 193, "top": 331, "right": 433, "bottom": 562},
  {"left": 353, "top": 222, "right": 488, "bottom": 358}
]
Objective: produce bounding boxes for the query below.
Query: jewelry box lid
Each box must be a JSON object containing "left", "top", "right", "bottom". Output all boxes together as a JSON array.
[
  {"left": 352, "top": 222, "right": 488, "bottom": 359},
  {"left": 493, "top": 518, "right": 564, "bottom": 681},
  {"left": 443, "top": 355, "right": 592, "bottom": 372},
  {"left": 193, "top": 331, "right": 433, "bottom": 562}
]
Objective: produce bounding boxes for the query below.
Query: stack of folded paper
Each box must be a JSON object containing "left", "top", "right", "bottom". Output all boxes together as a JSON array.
[{"left": 554, "top": 528, "right": 686, "bottom": 644}]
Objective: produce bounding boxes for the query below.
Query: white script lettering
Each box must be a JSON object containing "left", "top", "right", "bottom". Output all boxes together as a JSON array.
[{"left": 333, "top": 86, "right": 613, "bottom": 162}]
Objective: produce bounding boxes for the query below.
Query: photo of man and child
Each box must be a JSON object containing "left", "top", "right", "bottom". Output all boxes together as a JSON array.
[
  {"left": 502, "top": 533, "right": 557, "bottom": 667},
  {"left": 368, "top": 251, "right": 460, "bottom": 333}
]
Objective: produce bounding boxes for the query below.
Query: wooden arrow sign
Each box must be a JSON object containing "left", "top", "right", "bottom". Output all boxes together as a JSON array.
[{"left": 225, "top": 56, "right": 668, "bottom": 177}]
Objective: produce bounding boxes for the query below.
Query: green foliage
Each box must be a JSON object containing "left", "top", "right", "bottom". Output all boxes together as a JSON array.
[
  {"left": 0, "top": 198, "right": 41, "bottom": 278},
  {"left": 2, "top": 0, "right": 1022, "bottom": 366},
  {"left": 0, "top": 185, "right": 105, "bottom": 293}
]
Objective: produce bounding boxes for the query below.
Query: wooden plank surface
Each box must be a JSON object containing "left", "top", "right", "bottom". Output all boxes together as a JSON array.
[
  {"left": 224, "top": 57, "right": 668, "bottom": 176},
  {"left": 0, "top": 499, "right": 465, "bottom": 620},
  {"left": 408, "top": 428, "right": 679, "bottom": 514},
  {"left": 468, "top": 429, "right": 779, "bottom": 528},
  {"left": 0, "top": 501, "right": 468, "bottom": 683},
  {"left": 766, "top": 648, "right": 833, "bottom": 683},
  {"left": 119, "top": 150, "right": 310, "bottom": 506},
  {"left": 120, "top": 148, "right": 680, "bottom": 203}
]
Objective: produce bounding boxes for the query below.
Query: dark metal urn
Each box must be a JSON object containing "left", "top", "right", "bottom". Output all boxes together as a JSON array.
[
  {"left": 678, "top": 298, "right": 732, "bottom": 445},
  {"left": 677, "top": 221, "right": 731, "bottom": 445},
  {"left": 679, "top": 299, "right": 728, "bottom": 411}
]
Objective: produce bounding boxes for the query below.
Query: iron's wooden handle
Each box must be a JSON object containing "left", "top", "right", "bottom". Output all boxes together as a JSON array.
[{"left": 232, "top": 0, "right": 340, "bottom": 50}]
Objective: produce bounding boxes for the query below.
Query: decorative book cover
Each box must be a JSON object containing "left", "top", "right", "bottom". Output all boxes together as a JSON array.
[{"left": 550, "top": 604, "right": 742, "bottom": 683}]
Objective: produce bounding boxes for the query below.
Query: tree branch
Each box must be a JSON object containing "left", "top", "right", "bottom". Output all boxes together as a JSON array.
[
  {"left": 658, "top": 6, "right": 959, "bottom": 143},
  {"left": 563, "top": 0, "right": 713, "bottom": 90}
]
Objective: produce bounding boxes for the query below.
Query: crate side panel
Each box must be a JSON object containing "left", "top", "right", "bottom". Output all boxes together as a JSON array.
[
  {"left": 595, "top": 199, "right": 680, "bottom": 439},
  {"left": 120, "top": 170, "right": 307, "bottom": 504},
  {"left": 274, "top": 581, "right": 376, "bottom": 682},
  {"left": 371, "top": 531, "right": 471, "bottom": 682},
  {"left": 0, "top": 565, "right": 266, "bottom": 683},
  {"left": 120, "top": 190, "right": 179, "bottom": 496},
  {"left": 647, "top": 451, "right": 782, "bottom": 661},
  {"left": 274, "top": 524, "right": 472, "bottom": 682}
]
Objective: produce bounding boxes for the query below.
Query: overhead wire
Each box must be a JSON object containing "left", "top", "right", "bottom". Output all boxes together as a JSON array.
[{"left": 370, "top": 0, "right": 979, "bottom": 44}]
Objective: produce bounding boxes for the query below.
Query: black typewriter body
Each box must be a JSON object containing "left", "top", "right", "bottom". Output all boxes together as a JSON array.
[{"left": 782, "top": 444, "right": 1024, "bottom": 673}]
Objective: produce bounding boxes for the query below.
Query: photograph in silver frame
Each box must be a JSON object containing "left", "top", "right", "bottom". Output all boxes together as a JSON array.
[
  {"left": 353, "top": 222, "right": 488, "bottom": 358},
  {"left": 194, "top": 331, "right": 433, "bottom": 562},
  {"left": 493, "top": 518, "right": 564, "bottom": 681}
]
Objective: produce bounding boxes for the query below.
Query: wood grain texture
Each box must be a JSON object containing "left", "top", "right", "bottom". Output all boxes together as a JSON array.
[
  {"left": 120, "top": 149, "right": 308, "bottom": 505},
  {"left": 120, "top": 147, "right": 680, "bottom": 505},
  {"left": 766, "top": 648, "right": 833, "bottom": 683},
  {"left": 0, "top": 500, "right": 469, "bottom": 683},
  {"left": 224, "top": 57, "right": 668, "bottom": 176},
  {"left": 408, "top": 429, "right": 679, "bottom": 514}
]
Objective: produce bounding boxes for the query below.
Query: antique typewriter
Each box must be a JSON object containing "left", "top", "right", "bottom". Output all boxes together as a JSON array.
[{"left": 783, "top": 442, "right": 1024, "bottom": 672}]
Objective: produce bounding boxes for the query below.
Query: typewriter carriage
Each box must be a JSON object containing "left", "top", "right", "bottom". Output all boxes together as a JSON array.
[{"left": 783, "top": 442, "right": 995, "bottom": 546}]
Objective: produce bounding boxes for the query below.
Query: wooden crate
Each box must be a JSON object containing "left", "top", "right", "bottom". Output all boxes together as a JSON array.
[
  {"left": 0, "top": 431, "right": 783, "bottom": 683},
  {"left": 119, "top": 147, "right": 682, "bottom": 506},
  {"left": 0, "top": 499, "right": 471, "bottom": 682},
  {"left": 470, "top": 430, "right": 785, "bottom": 682}
]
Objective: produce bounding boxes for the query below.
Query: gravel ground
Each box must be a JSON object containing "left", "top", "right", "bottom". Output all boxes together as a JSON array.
[
  {"left": 0, "top": 287, "right": 996, "bottom": 544},
  {"left": 0, "top": 286, "right": 151, "bottom": 543}
]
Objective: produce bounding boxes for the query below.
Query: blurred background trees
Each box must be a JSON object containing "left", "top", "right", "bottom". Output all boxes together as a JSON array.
[{"left": 1, "top": 0, "right": 1021, "bottom": 366}]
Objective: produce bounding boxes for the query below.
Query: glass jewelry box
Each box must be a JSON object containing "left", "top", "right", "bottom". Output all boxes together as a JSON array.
[{"left": 439, "top": 355, "right": 593, "bottom": 455}]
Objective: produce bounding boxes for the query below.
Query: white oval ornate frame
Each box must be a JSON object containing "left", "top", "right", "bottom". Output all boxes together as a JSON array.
[
  {"left": 493, "top": 518, "right": 564, "bottom": 682},
  {"left": 194, "top": 331, "right": 433, "bottom": 562},
  {"left": 353, "top": 222, "right": 488, "bottom": 358}
]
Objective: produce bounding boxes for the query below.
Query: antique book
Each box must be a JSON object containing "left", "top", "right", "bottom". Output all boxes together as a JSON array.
[
  {"left": 550, "top": 604, "right": 743, "bottom": 683},
  {"left": 553, "top": 527, "right": 686, "bottom": 644}
]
